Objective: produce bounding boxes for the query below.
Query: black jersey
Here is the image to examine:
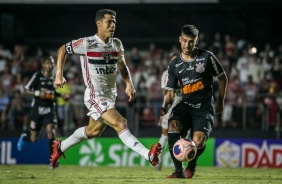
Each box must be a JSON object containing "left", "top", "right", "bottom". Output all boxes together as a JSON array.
[
  {"left": 25, "top": 71, "right": 56, "bottom": 107},
  {"left": 166, "top": 48, "right": 225, "bottom": 109}
]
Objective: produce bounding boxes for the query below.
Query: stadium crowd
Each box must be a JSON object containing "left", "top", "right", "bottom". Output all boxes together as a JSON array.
[{"left": 0, "top": 31, "right": 281, "bottom": 135}]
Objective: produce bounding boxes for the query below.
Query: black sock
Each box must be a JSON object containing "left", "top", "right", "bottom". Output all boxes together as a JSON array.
[
  {"left": 23, "top": 132, "right": 31, "bottom": 142},
  {"left": 188, "top": 144, "right": 206, "bottom": 170},
  {"left": 168, "top": 132, "right": 183, "bottom": 173},
  {"left": 48, "top": 138, "right": 55, "bottom": 159}
]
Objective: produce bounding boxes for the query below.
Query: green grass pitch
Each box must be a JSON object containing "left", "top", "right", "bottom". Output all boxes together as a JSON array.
[{"left": 0, "top": 165, "right": 281, "bottom": 184}]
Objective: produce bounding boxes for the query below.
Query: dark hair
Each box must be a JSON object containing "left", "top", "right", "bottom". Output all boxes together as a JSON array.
[
  {"left": 181, "top": 24, "right": 199, "bottom": 38},
  {"left": 95, "top": 9, "right": 116, "bottom": 22},
  {"left": 41, "top": 56, "right": 54, "bottom": 65}
]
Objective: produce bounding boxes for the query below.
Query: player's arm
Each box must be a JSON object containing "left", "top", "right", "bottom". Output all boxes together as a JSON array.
[
  {"left": 117, "top": 60, "right": 136, "bottom": 102},
  {"left": 55, "top": 38, "right": 86, "bottom": 88},
  {"left": 160, "top": 89, "right": 175, "bottom": 116},
  {"left": 55, "top": 45, "right": 67, "bottom": 88},
  {"left": 209, "top": 53, "right": 228, "bottom": 114},
  {"left": 23, "top": 73, "right": 39, "bottom": 97},
  {"left": 215, "top": 73, "right": 227, "bottom": 114}
]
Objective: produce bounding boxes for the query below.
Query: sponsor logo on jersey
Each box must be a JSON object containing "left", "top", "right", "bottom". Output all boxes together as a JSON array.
[
  {"left": 182, "top": 78, "right": 201, "bottom": 85},
  {"left": 72, "top": 38, "right": 83, "bottom": 48},
  {"left": 196, "top": 62, "right": 205, "bottom": 73},
  {"left": 102, "top": 52, "right": 111, "bottom": 63},
  {"left": 186, "top": 66, "right": 194, "bottom": 71},
  {"left": 184, "top": 102, "right": 201, "bottom": 108},
  {"left": 179, "top": 69, "right": 184, "bottom": 73},
  {"left": 95, "top": 66, "right": 116, "bottom": 74},
  {"left": 196, "top": 58, "right": 205, "bottom": 62},
  {"left": 182, "top": 80, "right": 204, "bottom": 94},
  {"left": 175, "top": 62, "right": 183, "bottom": 67}
]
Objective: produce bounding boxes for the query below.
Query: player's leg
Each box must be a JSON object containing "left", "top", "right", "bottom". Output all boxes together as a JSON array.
[
  {"left": 17, "top": 110, "right": 41, "bottom": 151},
  {"left": 184, "top": 109, "right": 213, "bottom": 178},
  {"left": 167, "top": 120, "right": 185, "bottom": 178},
  {"left": 51, "top": 116, "right": 106, "bottom": 168},
  {"left": 155, "top": 114, "right": 168, "bottom": 171},
  {"left": 166, "top": 101, "right": 191, "bottom": 178},
  {"left": 58, "top": 117, "right": 106, "bottom": 153},
  {"left": 101, "top": 108, "right": 161, "bottom": 166},
  {"left": 45, "top": 124, "right": 56, "bottom": 156}
]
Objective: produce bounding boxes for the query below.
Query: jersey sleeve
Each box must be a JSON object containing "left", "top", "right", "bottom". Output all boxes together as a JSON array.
[
  {"left": 25, "top": 73, "right": 38, "bottom": 91},
  {"left": 65, "top": 37, "right": 87, "bottom": 55},
  {"left": 208, "top": 52, "right": 225, "bottom": 78},
  {"left": 166, "top": 62, "right": 178, "bottom": 90}
]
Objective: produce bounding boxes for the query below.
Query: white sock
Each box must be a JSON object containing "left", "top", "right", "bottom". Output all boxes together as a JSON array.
[
  {"left": 119, "top": 129, "right": 149, "bottom": 160},
  {"left": 61, "top": 126, "right": 88, "bottom": 152},
  {"left": 159, "top": 134, "right": 168, "bottom": 150}
]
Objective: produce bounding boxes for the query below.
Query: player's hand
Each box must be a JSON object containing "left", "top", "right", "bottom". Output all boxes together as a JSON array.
[
  {"left": 215, "top": 102, "right": 224, "bottom": 114},
  {"left": 62, "top": 94, "right": 70, "bottom": 100},
  {"left": 125, "top": 85, "right": 136, "bottom": 102},
  {"left": 159, "top": 107, "right": 167, "bottom": 117},
  {"left": 55, "top": 76, "right": 66, "bottom": 88}
]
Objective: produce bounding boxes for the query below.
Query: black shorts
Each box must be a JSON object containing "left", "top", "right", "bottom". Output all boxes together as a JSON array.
[
  {"left": 29, "top": 106, "right": 57, "bottom": 132},
  {"left": 168, "top": 101, "right": 214, "bottom": 138}
]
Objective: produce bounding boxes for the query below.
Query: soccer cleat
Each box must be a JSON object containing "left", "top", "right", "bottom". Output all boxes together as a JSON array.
[
  {"left": 17, "top": 133, "right": 27, "bottom": 151},
  {"left": 50, "top": 140, "right": 65, "bottom": 169},
  {"left": 50, "top": 161, "right": 59, "bottom": 170},
  {"left": 154, "top": 162, "right": 162, "bottom": 171},
  {"left": 184, "top": 161, "right": 197, "bottom": 178},
  {"left": 167, "top": 171, "right": 185, "bottom": 178},
  {"left": 184, "top": 167, "right": 195, "bottom": 178},
  {"left": 148, "top": 142, "right": 162, "bottom": 166}
]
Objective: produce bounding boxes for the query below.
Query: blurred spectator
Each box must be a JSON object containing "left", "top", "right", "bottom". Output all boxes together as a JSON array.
[
  {"left": 211, "top": 32, "right": 223, "bottom": 55},
  {"left": 146, "top": 67, "right": 162, "bottom": 124},
  {"left": 70, "top": 76, "right": 86, "bottom": 128},
  {"left": 130, "top": 46, "right": 142, "bottom": 70},
  {"left": 11, "top": 43, "right": 25, "bottom": 76},
  {"left": 0, "top": 65, "right": 14, "bottom": 95},
  {"left": 0, "top": 41, "right": 12, "bottom": 74},
  {"left": 271, "top": 56, "right": 282, "bottom": 85},
  {"left": 56, "top": 82, "right": 71, "bottom": 135},
  {"left": 221, "top": 75, "right": 244, "bottom": 128},
  {"left": 7, "top": 90, "right": 28, "bottom": 130},
  {"left": 236, "top": 48, "right": 252, "bottom": 87},
  {"left": 249, "top": 54, "right": 264, "bottom": 84},
  {"left": 264, "top": 96, "right": 280, "bottom": 130},
  {"left": 0, "top": 88, "right": 9, "bottom": 130},
  {"left": 244, "top": 75, "right": 260, "bottom": 129},
  {"left": 224, "top": 34, "right": 237, "bottom": 67}
]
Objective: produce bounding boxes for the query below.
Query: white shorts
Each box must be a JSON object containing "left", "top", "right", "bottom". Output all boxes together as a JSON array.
[
  {"left": 161, "top": 95, "right": 182, "bottom": 129},
  {"left": 84, "top": 94, "right": 116, "bottom": 121}
]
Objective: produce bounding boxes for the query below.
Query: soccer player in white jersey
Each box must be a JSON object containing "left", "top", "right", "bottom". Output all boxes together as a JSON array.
[
  {"left": 50, "top": 9, "right": 161, "bottom": 169},
  {"left": 155, "top": 53, "right": 182, "bottom": 171}
]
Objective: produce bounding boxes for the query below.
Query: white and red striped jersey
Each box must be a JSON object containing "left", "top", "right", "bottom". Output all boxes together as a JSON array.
[{"left": 65, "top": 34, "right": 124, "bottom": 97}]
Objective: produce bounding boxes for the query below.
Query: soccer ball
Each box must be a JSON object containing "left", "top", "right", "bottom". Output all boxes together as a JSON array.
[{"left": 173, "top": 138, "right": 197, "bottom": 162}]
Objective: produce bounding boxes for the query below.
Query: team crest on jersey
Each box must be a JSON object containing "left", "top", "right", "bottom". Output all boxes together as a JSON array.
[
  {"left": 196, "top": 62, "right": 205, "bottom": 73},
  {"left": 102, "top": 52, "right": 111, "bottom": 63}
]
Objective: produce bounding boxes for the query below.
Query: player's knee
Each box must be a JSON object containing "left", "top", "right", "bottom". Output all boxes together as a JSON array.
[
  {"left": 113, "top": 117, "right": 127, "bottom": 133},
  {"left": 192, "top": 136, "right": 206, "bottom": 149},
  {"left": 86, "top": 126, "right": 103, "bottom": 138}
]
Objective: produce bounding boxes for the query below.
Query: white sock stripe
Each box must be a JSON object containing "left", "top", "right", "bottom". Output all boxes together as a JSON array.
[
  {"left": 118, "top": 128, "right": 129, "bottom": 136},
  {"left": 168, "top": 131, "right": 180, "bottom": 134},
  {"left": 83, "top": 126, "right": 89, "bottom": 139}
]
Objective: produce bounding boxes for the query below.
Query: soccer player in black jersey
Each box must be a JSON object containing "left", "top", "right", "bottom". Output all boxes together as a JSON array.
[
  {"left": 160, "top": 25, "right": 227, "bottom": 178},
  {"left": 17, "top": 56, "right": 68, "bottom": 169}
]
